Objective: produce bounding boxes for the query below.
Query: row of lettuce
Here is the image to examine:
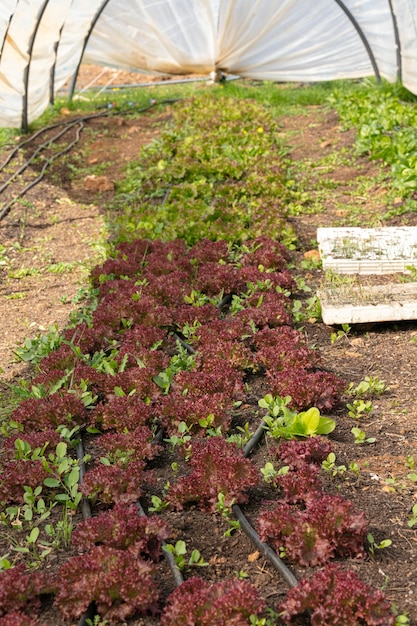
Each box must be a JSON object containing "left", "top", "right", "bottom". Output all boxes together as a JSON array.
[{"left": 0, "top": 92, "right": 405, "bottom": 625}]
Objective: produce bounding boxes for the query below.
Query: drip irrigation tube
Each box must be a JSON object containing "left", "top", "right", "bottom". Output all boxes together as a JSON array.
[
  {"left": 0, "top": 121, "right": 84, "bottom": 222},
  {"left": 0, "top": 99, "right": 162, "bottom": 173},
  {"left": 136, "top": 501, "right": 184, "bottom": 588},
  {"left": 173, "top": 333, "right": 196, "bottom": 355},
  {"left": 76, "top": 438, "right": 92, "bottom": 521},
  {"left": 75, "top": 437, "right": 97, "bottom": 626},
  {"left": 232, "top": 504, "right": 298, "bottom": 588},
  {"left": 0, "top": 121, "right": 79, "bottom": 191},
  {"left": 0, "top": 98, "right": 181, "bottom": 223},
  {"left": 235, "top": 417, "right": 299, "bottom": 588},
  {"left": 243, "top": 419, "right": 266, "bottom": 457}
]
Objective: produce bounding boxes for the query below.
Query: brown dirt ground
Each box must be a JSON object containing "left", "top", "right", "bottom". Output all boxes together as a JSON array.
[{"left": 0, "top": 71, "right": 417, "bottom": 624}]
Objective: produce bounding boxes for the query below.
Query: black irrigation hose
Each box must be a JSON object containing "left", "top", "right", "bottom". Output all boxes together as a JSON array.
[
  {"left": 136, "top": 501, "right": 184, "bottom": 588},
  {"left": 74, "top": 430, "right": 183, "bottom": 626},
  {"left": 71, "top": 282, "right": 296, "bottom": 625},
  {"left": 243, "top": 418, "right": 266, "bottom": 457},
  {"left": 232, "top": 504, "right": 298, "bottom": 588},
  {"left": 217, "top": 293, "right": 232, "bottom": 310},
  {"left": 0, "top": 121, "right": 84, "bottom": 222},
  {"left": 173, "top": 332, "right": 196, "bottom": 355},
  {"left": 75, "top": 436, "right": 96, "bottom": 626},
  {"left": 234, "top": 418, "right": 300, "bottom": 589},
  {"left": 77, "top": 603, "right": 98, "bottom": 626},
  {"left": 0, "top": 103, "right": 138, "bottom": 173},
  {"left": 0, "top": 121, "right": 80, "bottom": 191},
  {"left": 0, "top": 98, "right": 182, "bottom": 223},
  {"left": 75, "top": 437, "right": 92, "bottom": 521}
]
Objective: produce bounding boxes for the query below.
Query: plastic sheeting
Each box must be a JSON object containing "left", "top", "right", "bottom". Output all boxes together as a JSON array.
[{"left": 0, "top": 0, "right": 416, "bottom": 128}]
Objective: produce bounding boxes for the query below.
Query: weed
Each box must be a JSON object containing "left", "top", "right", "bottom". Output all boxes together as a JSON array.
[
  {"left": 249, "top": 611, "right": 279, "bottom": 626},
  {"left": 349, "top": 461, "right": 360, "bottom": 475},
  {"left": 260, "top": 394, "right": 335, "bottom": 439},
  {"left": 394, "top": 612, "right": 410, "bottom": 625},
  {"left": 86, "top": 616, "right": 109, "bottom": 626},
  {"left": 407, "top": 472, "right": 417, "bottom": 484},
  {"left": 226, "top": 422, "right": 253, "bottom": 448},
  {"left": 260, "top": 461, "right": 289, "bottom": 483},
  {"left": 292, "top": 294, "right": 322, "bottom": 326},
  {"left": 164, "top": 421, "right": 192, "bottom": 452},
  {"left": 46, "top": 261, "right": 80, "bottom": 274},
  {"left": 148, "top": 495, "right": 169, "bottom": 513}
]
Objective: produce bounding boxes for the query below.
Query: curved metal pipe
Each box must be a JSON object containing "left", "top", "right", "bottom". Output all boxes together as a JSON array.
[
  {"left": 0, "top": 11, "right": 13, "bottom": 60},
  {"left": 332, "top": 0, "right": 381, "bottom": 83},
  {"left": 22, "top": 0, "right": 51, "bottom": 132},
  {"left": 387, "top": 0, "right": 402, "bottom": 82},
  {"left": 68, "top": 0, "right": 112, "bottom": 101},
  {"left": 50, "top": 14, "right": 67, "bottom": 106}
]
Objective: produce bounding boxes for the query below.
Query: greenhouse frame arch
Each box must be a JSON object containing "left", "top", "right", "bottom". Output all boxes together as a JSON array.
[{"left": 0, "top": 0, "right": 416, "bottom": 130}]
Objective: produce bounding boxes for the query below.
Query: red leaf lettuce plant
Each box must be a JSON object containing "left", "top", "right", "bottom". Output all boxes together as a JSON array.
[
  {"left": 53, "top": 545, "right": 158, "bottom": 622},
  {"left": 257, "top": 438, "right": 367, "bottom": 567},
  {"left": 161, "top": 576, "right": 266, "bottom": 626},
  {"left": 279, "top": 563, "right": 395, "bottom": 626},
  {"left": 168, "top": 437, "right": 259, "bottom": 512}
]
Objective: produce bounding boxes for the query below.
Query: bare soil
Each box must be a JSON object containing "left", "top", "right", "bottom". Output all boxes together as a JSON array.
[{"left": 0, "top": 75, "right": 417, "bottom": 624}]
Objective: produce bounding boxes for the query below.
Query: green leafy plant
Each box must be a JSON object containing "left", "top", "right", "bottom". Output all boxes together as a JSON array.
[
  {"left": 249, "top": 611, "right": 279, "bottom": 626},
  {"left": 86, "top": 616, "right": 109, "bottom": 626},
  {"left": 164, "top": 421, "right": 192, "bottom": 452},
  {"left": 407, "top": 503, "right": 417, "bottom": 528},
  {"left": 260, "top": 461, "right": 289, "bottom": 483},
  {"left": 260, "top": 394, "right": 335, "bottom": 440},
  {"left": 2, "top": 485, "right": 56, "bottom": 563},
  {"left": 330, "top": 323, "right": 351, "bottom": 344},
  {"left": 322, "top": 452, "right": 347, "bottom": 477},
  {"left": 331, "top": 82, "right": 417, "bottom": 198},
  {"left": 13, "top": 325, "right": 62, "bottom": 365},
  {"left": 163, "top": 540, "right": 209, "bottom": 571},
  {"left": 346, "top": 399, "right": 373, "bottom": 419},
  {"left": 291, "top": 294, "right": 322, "bottom": 327},
  {"left": 367, "top": 533, "right": 392, "bottom": 558},
  {"left": 215, "top": 493, "right": 241, "bottom": 537},
  {"left": 351, "top": 427, "right": 376, "bottom": 444},
  {"left": 349, "top": 461, "right": 360, "bottom": 476},
  {"left": 148, "top": 495, "right": 169, "bottom": 513},
  {"left": 153, "top": 345, "right": 196, "bottom": 395},
  {"left": 346, "top": 376, "right": 389, "bottom": 397},
  {"left": 42, "top": 442, "right": 82, "bottom": 511}
]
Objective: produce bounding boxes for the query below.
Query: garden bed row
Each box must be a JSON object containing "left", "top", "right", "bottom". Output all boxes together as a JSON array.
[{"left": 0, "top": 236, "right": 398, "bottom": 624}]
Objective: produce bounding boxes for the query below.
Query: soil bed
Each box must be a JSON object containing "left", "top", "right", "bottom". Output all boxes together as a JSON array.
[{"left": 0, "top": 81, "right": 417, "bottom": 624}]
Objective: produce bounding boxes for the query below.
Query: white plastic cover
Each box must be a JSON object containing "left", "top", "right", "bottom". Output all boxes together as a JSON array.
[{"left": 0, "top": 0, "right": 416, "bottom": 128}]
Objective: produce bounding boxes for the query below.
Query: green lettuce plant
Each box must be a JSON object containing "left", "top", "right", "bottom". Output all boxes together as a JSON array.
[{"left": 259, "top": 394, "right": 335, "bottom": 440}]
